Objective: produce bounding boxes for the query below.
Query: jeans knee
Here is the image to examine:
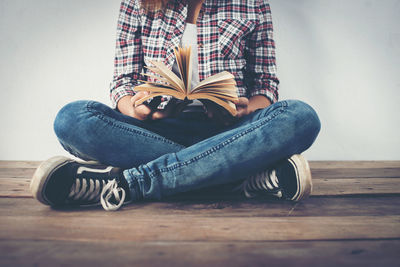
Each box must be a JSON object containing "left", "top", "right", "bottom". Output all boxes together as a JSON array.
[
  {"left": 53, "top": 100, "right": 92, "bottom": 142},
  {"left": 286, "top": 99, "right": 321, "bottom": 145}
]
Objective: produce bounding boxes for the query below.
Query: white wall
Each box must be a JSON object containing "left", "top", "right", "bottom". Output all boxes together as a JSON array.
[
  {"left": 0, "top": 0, "right": 399, "bottom": 161},
  {"left": 271, "top": 0, "right": 400, "bottom": 160}
]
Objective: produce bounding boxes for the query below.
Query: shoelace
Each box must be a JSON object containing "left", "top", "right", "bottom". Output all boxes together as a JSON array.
[
  {"left": 241, "top": 169, "right": 283, "bottom": 198},
  {"left": 68, "top": 178, "right": 126, "bottom": 211}
]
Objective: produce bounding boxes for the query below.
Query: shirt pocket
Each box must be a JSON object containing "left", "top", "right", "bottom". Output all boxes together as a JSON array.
[{"left": 218, "top": 19, "right": 255, "bottom": 60}]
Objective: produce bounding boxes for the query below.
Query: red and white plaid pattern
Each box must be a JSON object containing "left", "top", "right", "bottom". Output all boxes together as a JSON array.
[{"left": 110, "top": 0, "right": 279, "bottom": 108}]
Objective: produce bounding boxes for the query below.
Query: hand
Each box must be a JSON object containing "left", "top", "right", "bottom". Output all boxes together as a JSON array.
[
  {"left": 205, "top": 97, "right": 255, "bottom": 123},
  {"left": 203, "top": 100, "right": 235, "bottom": 126},
  {"left": 234, "top": 97, "right": 251, "bottom": 118},
  {"left": 117, "top": 92, "right": 151, "bottom": 120},
  {"left": 117, "top": 92, "right": 173, "bottom": 120},
  {"left": 235, "top": 95, "right": 272, "bottom": 119}
]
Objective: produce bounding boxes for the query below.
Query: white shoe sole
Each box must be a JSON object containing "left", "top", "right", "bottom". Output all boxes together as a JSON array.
[
  {"left": 30, "top": 156, "right": 75, "bottom": 205},
  {"left": 288, "top": 154, "right": 312, "bottom": 201}
]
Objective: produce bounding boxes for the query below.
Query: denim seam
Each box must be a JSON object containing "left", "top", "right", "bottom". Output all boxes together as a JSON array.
[
  {"left": 156, "top": 103, "right": 287, "bottom": 174},
  {"left": 85, "top": 102, "right": 180, "bottom": 146}
]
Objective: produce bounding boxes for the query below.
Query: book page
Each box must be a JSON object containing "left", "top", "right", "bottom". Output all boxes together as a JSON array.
[
  {"left": 191, "top": 82, "right": 237, "bottom": 94},
  {"left": 185, "top": 46, "right": 193, "bottom": 94},
  {"left": 174, "top": 46, "right": 192, "bottom": 94},
  {"left": 187, "top": 93, "right": 237, "bottom": 116},
  {"left": 140, "top": 75, "right": 172, "bottom": 87},
  {"left": 190, "top": 88, "right": 238, "bottom": 101},
  {"left": 147, "top": 61, "right": 186, "bottom": 94},
  {"left": 134, "top": 83, "right": 186, "bottom": 98},
  {"left": 194, "top": 79, "right": 236, "bottom": 88},
  {"left": 192, "top": 71, "right": 235, "bottom": 91},
  {"left": 190, "top": 92, "right": 238, "bottom": 102},
  {"left": 174, "top": 48, "right": 184, "bottom": 86}
]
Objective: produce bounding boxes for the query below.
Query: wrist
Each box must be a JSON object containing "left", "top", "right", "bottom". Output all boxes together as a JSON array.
[
  {"left": 117, "top": 95, "right": 133, "bottom": 110},
  {"left": 117, "top": 95, "right": 135, "bottom": 115},
  {"left": 248, "top": 95, "right": 271, "bottom": 112}
]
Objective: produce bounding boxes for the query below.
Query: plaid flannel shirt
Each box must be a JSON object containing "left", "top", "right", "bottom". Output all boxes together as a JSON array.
[{"left": 110, "top": 0, "right": 279, "bottom": 109}]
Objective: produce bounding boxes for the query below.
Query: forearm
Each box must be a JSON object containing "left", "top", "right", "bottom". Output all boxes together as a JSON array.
[
  {"left": 245, "top": 0, "right": 279, "bottom": 105},
  {"left": 111, "top": 0, "right": 143, "bottom": 108}
]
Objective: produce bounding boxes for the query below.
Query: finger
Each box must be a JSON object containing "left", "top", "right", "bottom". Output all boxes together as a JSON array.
[
  {"left": 131, "top": 91, "right": 149, "bottom": 104},
  {"left": 134, "top": 104, "right": 152, "bottom": 120},
  {"left": 236, "top": 97, "right": 249, "bottom": 107},
  {"left": 235, "top": 107, "right": 247, "bottom": 118},
  {"left": 151, "top": 110, "right": 168, "bottom": 120},
  {"left": 232, "top": 98, "right": 240, "bottom": 104}
]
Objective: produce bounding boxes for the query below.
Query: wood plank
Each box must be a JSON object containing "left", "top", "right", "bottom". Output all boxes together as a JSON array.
[
  {"left": 0, "top": 178, "right": 32, "bottom": 198},
  {"left": 1, "top": 197, "right": 399, "bottom": 242},
  {"left": 2, "top": 176, "right": 400, "bottom": 198},
  {"left": 1, "top": 161, "right": 399, "bottom": 267},
  {"left": 1, "top": 214, "right": 398, "bottom": 242},
  {"left": 181, "top": 178, "right": 400, "bottom": 197},
  {"left": 309, "top": 161, "right": 400, "bottom": 169},
  {"left": 311, "top": 168, "right": 400, "bottom": 178},
  {"left": 1, "top": 240, "right": 399, "bottom": 267},
  {"left": 0, "top": 168, "right": 36, "bottom": 178},
  {"left": 1, "top": 197, "right": 399, "bottom": 218},
  {"left": 312, "top": 178, "right": 400, "bottom": 196},
  {"left": 0, "top": 161, "right": 41, "bottom": 169}
]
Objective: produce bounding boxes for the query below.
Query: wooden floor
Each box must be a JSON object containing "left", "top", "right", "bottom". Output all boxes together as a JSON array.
[{"left": 0, "top": 161, "right": 399, "bottom": 266}]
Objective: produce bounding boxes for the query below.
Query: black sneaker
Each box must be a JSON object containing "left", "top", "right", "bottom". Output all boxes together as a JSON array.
[
  {"left": 30, "top": 156, "right": 130, "bottom": 211},
  {"left": 239, "top": 154, "right": 312, "bottom": 201}
]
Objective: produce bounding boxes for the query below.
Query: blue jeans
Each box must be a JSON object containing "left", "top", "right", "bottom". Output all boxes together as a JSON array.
[{"left": 54, "top": 100, "right": 320, "bottom": 201}]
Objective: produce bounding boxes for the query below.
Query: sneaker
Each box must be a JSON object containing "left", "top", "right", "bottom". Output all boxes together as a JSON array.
[
  {"left": 239, "top": 154, "right": 312, "bottom": 201},
  {"left": 30, "top": 156, "right": 130, "bottom": 211}
]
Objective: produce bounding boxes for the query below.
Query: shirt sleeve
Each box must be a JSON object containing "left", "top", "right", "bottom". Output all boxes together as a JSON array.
[
  {"left": 244, "top": 0, "right": 279, "bottom": 104},
  {"left": 109, "top": 0, "right": 144, "bottom": 109}
]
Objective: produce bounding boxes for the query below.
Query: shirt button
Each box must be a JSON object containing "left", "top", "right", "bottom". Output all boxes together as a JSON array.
[{"left": 198, "top": 43, "right": 204, "bottom": 48}]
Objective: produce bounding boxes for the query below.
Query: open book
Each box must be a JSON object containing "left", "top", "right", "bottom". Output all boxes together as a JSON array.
[{"left": 134, "top": 46, "right": 239, "bottom": 116}]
